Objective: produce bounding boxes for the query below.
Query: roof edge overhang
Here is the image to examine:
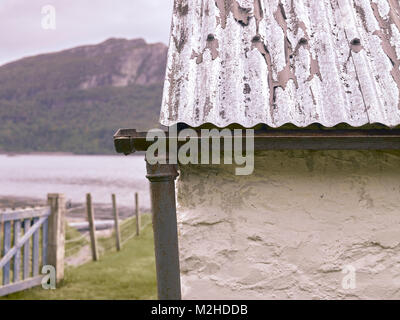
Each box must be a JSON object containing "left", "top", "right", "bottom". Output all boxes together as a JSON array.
[{"left": 114, "top": 124, "right": 400, "bottom": 155}]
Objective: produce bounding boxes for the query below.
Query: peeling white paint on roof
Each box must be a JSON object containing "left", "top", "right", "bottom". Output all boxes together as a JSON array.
[{"left": 160, "top": 0, "right": 400, "bottom": 128}]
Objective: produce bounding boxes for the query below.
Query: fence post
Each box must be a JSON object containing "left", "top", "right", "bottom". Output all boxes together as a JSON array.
[
  {"left": 47, "top": 193, "right": 66, "bottom": 282},
  {"left": 86, "top": 193, "right": 99, "bottom": 261},
  {"left": 135, "top": 192, "right": 140, "bottom": 236},
  {"left": 112, "top": 194, "right": 121, "bottom": 251}
]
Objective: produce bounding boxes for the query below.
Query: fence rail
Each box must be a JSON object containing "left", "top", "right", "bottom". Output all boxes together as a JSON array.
[
  {"left": 84, "top": 193, "right": 142, "bottom": 261},
  {"left": 0, "top": 194, "right": 65, "bottom": 297},
  {"left": 1, "top": 192, "right": 142, "bottom": 296},
  {"left": 0, "top": 207, "right": 50, "bottom": 296}
]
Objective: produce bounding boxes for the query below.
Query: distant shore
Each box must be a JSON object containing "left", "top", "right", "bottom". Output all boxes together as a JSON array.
[
  {"left": 0, "top": 152, "right": 75, "bottom": 156},
  {"left": 0, "top": 195, "right": 45, "bottom": 209},
  {"left": 0, "top": 195, "right": 150, "bottom": 221},
  {"left": 0, "top": 153, "right": 150, "bottom": 212},
  {"left": 0, "top": 152, "right": 145, "bottom": 156}
]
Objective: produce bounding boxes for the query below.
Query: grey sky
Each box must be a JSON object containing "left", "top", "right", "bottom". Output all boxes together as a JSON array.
[{"left": 0, "top": 0, "right": 174, "bottom": 66}]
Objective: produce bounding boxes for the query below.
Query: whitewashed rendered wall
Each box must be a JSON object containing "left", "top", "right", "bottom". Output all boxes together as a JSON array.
[{"left": 176, "top": 150, "right": 400, "bottom": 299}]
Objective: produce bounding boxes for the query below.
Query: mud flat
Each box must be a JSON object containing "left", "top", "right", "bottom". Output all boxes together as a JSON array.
[{"left": 0, "top": 195, "right": 149, "bottom": 221}]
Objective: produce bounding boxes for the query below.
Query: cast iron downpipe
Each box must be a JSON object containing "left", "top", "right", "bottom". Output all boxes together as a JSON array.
[{"left": 146, "top": 160, "right": 181, "bottom": 300}]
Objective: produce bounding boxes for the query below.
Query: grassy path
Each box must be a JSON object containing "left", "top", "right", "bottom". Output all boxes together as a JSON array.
[{"left": 1, "top": 219, "right": 157, "bottom": 300}]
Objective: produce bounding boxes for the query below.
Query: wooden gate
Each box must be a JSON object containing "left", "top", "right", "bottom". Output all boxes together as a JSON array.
[{"left": 0, "top": 194, "right": 65, "bottom": 297}]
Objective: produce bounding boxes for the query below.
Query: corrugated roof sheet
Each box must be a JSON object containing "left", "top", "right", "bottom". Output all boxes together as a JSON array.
[{"left": 160, "top": 0, "right": 400, "bottom": 128}]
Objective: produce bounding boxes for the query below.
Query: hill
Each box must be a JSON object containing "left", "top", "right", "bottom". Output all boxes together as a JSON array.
[{"left": 0, "top": 38, "right": 167, "bottom": 154}]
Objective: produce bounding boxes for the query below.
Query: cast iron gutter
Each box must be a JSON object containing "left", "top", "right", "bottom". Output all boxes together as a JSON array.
[{"left": 114, "top": 128, "right": 400, "bottom": 155}]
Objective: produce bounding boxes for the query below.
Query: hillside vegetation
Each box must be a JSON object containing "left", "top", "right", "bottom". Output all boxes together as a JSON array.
[{"left": 0, "top": 38, "right": 167, "bottom": 154}]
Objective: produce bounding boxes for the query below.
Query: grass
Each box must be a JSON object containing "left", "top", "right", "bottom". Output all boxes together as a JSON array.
[
  {"left": 65, "top": 224, "right": 88, "bottom": 258},
  {"left": 1, "top": 215, "right": 157, "bottom": 300},
  {"left": 97, "top": 215, "right": 146, "bottom": 252}
]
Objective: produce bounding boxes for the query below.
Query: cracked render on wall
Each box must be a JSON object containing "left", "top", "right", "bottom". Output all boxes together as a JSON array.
[{"left": 176, "top": 150, "right": 400, "bottom": 299}]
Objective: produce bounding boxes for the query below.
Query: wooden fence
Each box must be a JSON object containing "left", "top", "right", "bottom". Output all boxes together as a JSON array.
[
  {"left": 0, "top": 194, "right": 65, "bottom": 297},
  {"left": 0, "top": 192, "right": 141, "bottom": 296},
  {"left": 84, "top": 192, "right": 142, "bottom": 261}
]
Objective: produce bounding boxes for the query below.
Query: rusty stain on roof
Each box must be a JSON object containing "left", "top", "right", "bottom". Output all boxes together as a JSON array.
[{"left": 160, "top": 0, "right": 400, "bottom": 128}]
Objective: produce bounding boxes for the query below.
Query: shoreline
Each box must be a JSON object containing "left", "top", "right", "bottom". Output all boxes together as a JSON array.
[
  {"left": 0, "top": 151, "right": 146, "bottom": 156},
  {"left": 0, "top": 195, "right": 150, "bottom": 220},
  {"left": 0, "top": 152, "right": 75, "bottom": 156}
]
